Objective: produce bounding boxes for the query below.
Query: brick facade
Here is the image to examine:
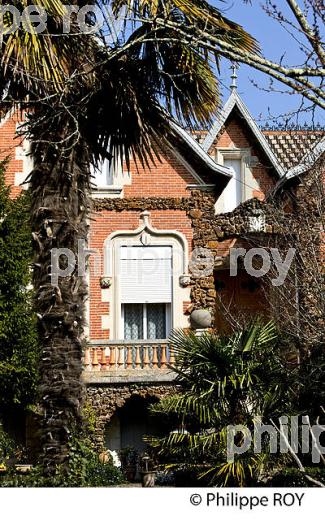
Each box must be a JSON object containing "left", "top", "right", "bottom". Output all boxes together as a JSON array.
[
  {"left": 0, "top": 111, "right": 25, "bottom": 198},
  {"left": 124, "top": 145, "right": 196, "bottom": 198},
  {"left": 1, "top": 104, "right": 323, "bottom": 451},
  {"left": 89, "top": 209, "right": 193, "bottom": 340},
  {"left": 207, "top": 112, "right": 277, "bottom": 199},
  {"left": 0, "top": 109, "right": 296, "bottom": 341}
]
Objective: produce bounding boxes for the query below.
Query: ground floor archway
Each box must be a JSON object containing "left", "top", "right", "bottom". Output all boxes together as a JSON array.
[
  {"left": 86, "top": 383, "right": 178, "bottom": 452},
  {"left": 104, "top": 394, "right": 168, "bottom": 453}
]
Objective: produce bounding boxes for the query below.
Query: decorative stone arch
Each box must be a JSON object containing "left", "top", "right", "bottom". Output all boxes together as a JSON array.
[
  {"left": 86, "top": 384, "right": 177, "bottom": 451},
  {"left": 102, "top": 211, "right": 191, "bottom": 339},
  {"left": 104, "top": 210, "right": 189, "bottom": 273}
]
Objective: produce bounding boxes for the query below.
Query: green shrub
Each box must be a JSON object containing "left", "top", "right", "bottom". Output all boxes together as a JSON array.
[
  {"left": 0, "top": 424, "right": 15, "bottom": 466},
  {"left": 0, "top": 437, "right": 124, "bottom": 487},
  {"left": 84, "top": 458, "right": 124, "bottom": 487},
  {"left": 269, "top": 467, "right": 325, "bottom": 487}
]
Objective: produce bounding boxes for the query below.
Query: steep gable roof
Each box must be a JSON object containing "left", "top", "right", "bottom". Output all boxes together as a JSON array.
[
  {"left": 167, "top": 120, "right": 232, "bottom": 197},
  {"left": 202, "top": 90, "right": 285, "bottom": 178}
]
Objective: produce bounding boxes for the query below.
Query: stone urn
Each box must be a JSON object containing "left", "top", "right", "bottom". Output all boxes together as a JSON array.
[{"left": 190, "top": 309, "right": 212, "bottom": 330}]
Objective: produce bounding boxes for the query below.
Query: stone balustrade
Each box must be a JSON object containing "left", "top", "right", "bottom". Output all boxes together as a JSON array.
[{"left": 83, "top": 340, "right": 177, "bottom": 383}]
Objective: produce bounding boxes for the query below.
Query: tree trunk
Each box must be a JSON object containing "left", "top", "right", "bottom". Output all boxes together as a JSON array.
[{"left": 29, "top": 110, "right": 91, "bottom": 474}]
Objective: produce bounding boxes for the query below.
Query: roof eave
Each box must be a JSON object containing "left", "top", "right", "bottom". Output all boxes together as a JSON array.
[
  {"left": 170, "top": 120, "right": 232, "bottom": 178},
  {"left": 168, "top": 120, "right": 232, "bottom": 197}
]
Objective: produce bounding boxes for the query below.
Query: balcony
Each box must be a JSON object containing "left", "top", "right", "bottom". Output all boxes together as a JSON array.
[{"left": 83, "top": 340, "right": 177, "bottom": 384}]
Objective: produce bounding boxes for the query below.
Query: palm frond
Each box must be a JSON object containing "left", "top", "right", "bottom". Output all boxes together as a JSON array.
[
  {"left": 0, "top": 1, "right": 92, "bottom": 94},
  {"left": 81, "top": 26, "right": 221, "bottom": 170},
  {"left": 145, "top": 322, "right": 296, "bottom": 485},
  {"left": 112, "top": 0, "right": 258, "bottom": 54},
  {"left": 125, "top": 23, "right": 220, "bottom": 126}
]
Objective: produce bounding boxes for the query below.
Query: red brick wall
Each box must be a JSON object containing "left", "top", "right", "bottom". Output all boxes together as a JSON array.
[
  {"left": 1, "top": 110, "right": 304, "bottom": 342},
  {"left": 214, "top": 269, "right": 268, "bottom": 333},
  {"left": 0, "top": 112, "right": 24, "bottom": 198},
  {"left": 124, "top": 146, "right": 196, "bottom": 198},
  {"left": 88, "top": 210, "right": 193, "bottom": 340}
]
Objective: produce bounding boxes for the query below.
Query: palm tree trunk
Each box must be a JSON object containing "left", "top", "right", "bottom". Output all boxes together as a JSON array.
[{"left": 29, "top": 110, "right": 91, "bottom": 474}]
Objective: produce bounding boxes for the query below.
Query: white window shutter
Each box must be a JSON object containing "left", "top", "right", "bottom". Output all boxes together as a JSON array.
[{"left": 120, "top": 246, "right": 172, "bottom": 303}]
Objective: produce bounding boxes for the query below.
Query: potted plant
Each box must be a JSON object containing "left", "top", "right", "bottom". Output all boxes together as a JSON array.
[{"left": 119, "top": 447, "right": 139, "bottom": 482}]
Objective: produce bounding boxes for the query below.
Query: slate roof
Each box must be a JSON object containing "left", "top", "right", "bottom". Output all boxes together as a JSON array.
[{"left": 263, "top": 130, "right": 325, "bottom": 172}]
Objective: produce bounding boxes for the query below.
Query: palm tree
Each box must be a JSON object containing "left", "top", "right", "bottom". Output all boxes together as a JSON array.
[
  {"left": 146, "top": 322, "right": 294, "bottom": 486},
  {"left": 0, "top": 0, "right": 257, "bottom": 474}
]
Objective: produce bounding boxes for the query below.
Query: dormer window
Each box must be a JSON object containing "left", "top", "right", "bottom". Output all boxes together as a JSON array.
[
  {"left": 91, "top": 156, "right": 131, "bottom": 198},
  {"left": 215, "top": 148, "right": 260, "bottom": 214},
  {"left": 92, "top": 158, "right": 114, "bottom": 188}
]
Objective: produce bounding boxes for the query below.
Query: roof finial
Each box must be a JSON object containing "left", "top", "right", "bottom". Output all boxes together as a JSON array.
[{"left": 230, "top": 62, "right": 238, "bottom": 91}]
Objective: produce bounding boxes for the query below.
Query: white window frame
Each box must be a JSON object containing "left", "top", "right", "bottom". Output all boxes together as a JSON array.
[
  {"left": 102, "top": 213, "right": 191, "bottom": 340},
  {"left": 121, "top": 303, "right": 171, "bottom": 340},
  {"left": 117, "top": 242, "right": 174, "bottom": 339},
  {"left": 91, "top": 156, "right": 132, "bottom": 199},
  {"left": 15, "top": 123, "right": 33, "bottom": 189}
]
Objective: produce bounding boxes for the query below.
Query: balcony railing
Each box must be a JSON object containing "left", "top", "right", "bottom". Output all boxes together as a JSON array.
[{"left": 83, "top": 340, "right": 176, "bottom": 383}]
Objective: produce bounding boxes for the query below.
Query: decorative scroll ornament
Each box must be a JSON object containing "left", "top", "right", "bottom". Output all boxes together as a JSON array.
[
  {"left": 100, "top": 276, "right": 112, "bottom": 289},
  {"left": 179, "top": 274, "right": 191, "bottom": 287},
  {"left": 248, "top": 213, "right": 266, "bottom": 232}
]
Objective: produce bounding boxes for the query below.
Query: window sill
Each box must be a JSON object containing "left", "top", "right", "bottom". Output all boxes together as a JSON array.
[{"left": 91, "top": 186, "right": 123, "bottom": 199}]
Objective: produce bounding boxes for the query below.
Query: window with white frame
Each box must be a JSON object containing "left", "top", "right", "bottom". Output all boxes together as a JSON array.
[
  {"left": 222, "top": 158, "right": 242, "bottom": 212},
  {"left": 215, "top": 149, "right": 259, "bottom": 214},
  {"left": 119, "top": 245, "right": 172, "bottom": 340},
  {"left": 122, "top": 303, "right": 169, "bottom": 340},
  {"left": 92, "top": 157, "right": 114, "bottom": 188}
]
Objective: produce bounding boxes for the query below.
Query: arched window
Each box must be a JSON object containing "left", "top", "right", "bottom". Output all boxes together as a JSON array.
[{"left": 103, "top": 212, "right": 190, "bottom": 339}]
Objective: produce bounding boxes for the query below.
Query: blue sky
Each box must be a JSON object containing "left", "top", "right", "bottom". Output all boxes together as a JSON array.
[{"left": 210, "top": 0, "right": 324, "bottom": 127}]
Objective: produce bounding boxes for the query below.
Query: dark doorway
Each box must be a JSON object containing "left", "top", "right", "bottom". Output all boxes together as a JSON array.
[{"left": 105, "top": 395, "right": 169, "bottom": 453}]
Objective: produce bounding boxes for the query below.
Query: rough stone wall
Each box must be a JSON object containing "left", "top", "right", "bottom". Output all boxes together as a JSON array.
[
  {"left": 188, "top": 193, "right": 277, "bottom": 321},
  {"left": 285, "top": 158, "right": 325, "bottom": 348},
  {"left": 86, "top": 383, "right": 178, "bottom": 451}
]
